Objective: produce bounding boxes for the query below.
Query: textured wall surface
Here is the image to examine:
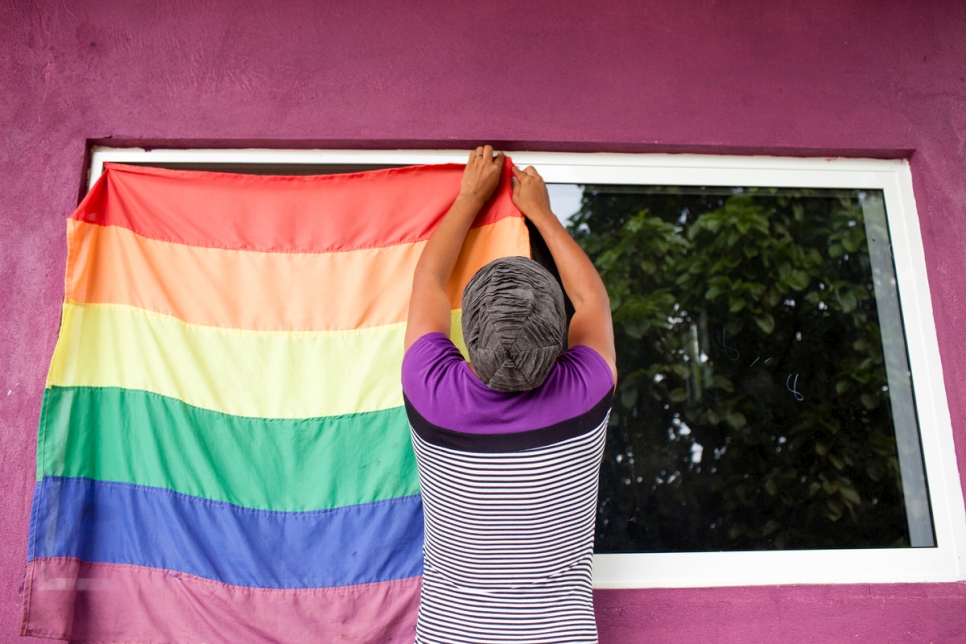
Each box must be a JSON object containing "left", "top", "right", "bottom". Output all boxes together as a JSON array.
[{"left": 2, "top": 0, "right": 965, "bottom": 641}]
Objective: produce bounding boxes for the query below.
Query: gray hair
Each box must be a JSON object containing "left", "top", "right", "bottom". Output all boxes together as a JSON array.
[{"left": 461, "top": 256, "right": 567, "bottom": 392}]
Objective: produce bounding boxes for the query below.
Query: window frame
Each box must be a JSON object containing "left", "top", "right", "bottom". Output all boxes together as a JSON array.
[{"left": 89, "top": 147, "right": 966, "bottom": 588}]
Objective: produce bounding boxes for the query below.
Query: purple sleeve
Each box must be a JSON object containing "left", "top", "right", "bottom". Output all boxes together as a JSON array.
[
  {"left": 401, "top": 332, "right": 465, "bottom": 402},
  {"left": 557, "top": 344, "right": 615, "bottom": 391},
  {"left": 403, "top": 333, "right": 614, "bottom": 435}
]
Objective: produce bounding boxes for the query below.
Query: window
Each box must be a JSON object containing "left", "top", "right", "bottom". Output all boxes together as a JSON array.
[
  {"left": 89, "top": 148, "right": 966, "bottom": 587},
  {"left": 553, "top": 184, "right": 932, "bottom": 553}
]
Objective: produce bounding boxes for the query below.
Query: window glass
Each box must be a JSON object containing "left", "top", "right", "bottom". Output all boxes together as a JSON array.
[{"left": 548, "top": 184, "right": 934, "bottom": 553}]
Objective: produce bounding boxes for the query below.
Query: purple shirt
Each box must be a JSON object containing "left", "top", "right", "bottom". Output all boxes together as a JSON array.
[{"left": 402, "top": 332, "right": 614, "bottom": 436}]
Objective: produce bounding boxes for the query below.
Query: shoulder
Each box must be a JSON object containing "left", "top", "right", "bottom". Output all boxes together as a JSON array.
[
  {"left": 402, "top": 332, "right": 463, "bottom": 380},
  {"left": 402, "top": 332, "right": 500, "bottom": 436},
  {"left": 402, "top": 332, "right": 467, "bottom": 396},
  {"left": 401, "top": 334, "right": 614, "bottom": 440},
  {"left": 521, "top": 344, "right": 614, "bottom": 430},
  {"left": 545, "top": 344, "right": 616, "bottom": 400}
]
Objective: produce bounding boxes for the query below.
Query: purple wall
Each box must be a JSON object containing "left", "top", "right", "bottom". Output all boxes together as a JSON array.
[{"left": 3, "top": 0, "right": 965, "bottom": 641}]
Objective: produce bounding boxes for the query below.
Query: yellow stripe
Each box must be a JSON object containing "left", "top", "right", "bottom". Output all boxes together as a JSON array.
[{"left": 48, "top": 302, "right": 466, "bottom": 419}]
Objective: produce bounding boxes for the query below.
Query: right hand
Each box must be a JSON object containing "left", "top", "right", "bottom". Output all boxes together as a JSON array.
[{"left": 511, "top": 165, "right": 554, "bottom": 224}]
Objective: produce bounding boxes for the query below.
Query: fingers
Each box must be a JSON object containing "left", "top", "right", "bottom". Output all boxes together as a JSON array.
[
  {"left": 511, "top": 165, "right": 543, "bottom": 185},
  {"left": 460, "top": 146, "right": 505, "bottom": 203},
  {"left": 468, "top": 146, "right": 503, "bottom": 166},
  {"left": 472, "top": 145, "right": 492, "bottom": 160},
  {"left": 509, "top": 162, "right": 552, "bottom": 220}
]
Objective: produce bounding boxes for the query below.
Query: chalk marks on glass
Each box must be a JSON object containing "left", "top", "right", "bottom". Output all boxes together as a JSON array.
[
  {"left": 717, "top": 328, "right": 739, "bottom": 361},
  {"left": 718, "top": 326, "right": 803, "bottom": 402},
  {"left": 786, "top": 373, "right": 805, "bottom": 401}
]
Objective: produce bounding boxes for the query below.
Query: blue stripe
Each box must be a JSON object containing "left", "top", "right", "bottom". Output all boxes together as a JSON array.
[{"left": 29, "top": 477, "right": 424, "bottom": 589}]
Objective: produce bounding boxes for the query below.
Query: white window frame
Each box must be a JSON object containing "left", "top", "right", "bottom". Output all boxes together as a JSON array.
[{"left": 89, "top": 147, "right": 966, "bottom": 588}]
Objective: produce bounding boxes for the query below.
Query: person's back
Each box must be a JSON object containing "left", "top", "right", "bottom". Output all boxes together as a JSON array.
[
  {"left": 403, "top": 333, "right": 612, "bottom": 642},
  {"left": 403, "top": 147, "right": 617, "bottom": 643}
]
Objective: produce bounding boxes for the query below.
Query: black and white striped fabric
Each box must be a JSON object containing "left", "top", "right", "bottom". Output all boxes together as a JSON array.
[
  {"left": 401, "top": 334, "right": 614, "bottom": 643},
  {"left": 407, "top": 408, "right": 609, "bottom": 643}
]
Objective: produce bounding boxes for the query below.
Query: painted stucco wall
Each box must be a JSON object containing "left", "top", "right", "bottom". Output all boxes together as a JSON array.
[{"left": 2, "top": 0, "right": 965, "bottom": 641}]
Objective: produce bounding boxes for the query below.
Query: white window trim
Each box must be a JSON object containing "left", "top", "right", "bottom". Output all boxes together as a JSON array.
[{"left": 89, "top": 147, "right": 966, "bottom": 588}]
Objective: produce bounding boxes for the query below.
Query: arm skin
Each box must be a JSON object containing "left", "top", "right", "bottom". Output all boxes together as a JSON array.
[
  {"left": 511, "top": 165, "right": 618, "bottom": 383},
  {"left": 404, "top": 146, "right": 505, "bottom": 351}
]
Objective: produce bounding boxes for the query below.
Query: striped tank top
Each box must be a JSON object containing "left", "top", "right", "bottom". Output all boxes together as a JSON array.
[{"left": 402, "top": 333, "right": 614, "bottom": 644}]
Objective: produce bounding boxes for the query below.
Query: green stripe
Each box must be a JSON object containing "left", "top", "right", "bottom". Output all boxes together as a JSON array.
[{"left": 38, "top": 386, "right": 419, "bottom": 512}]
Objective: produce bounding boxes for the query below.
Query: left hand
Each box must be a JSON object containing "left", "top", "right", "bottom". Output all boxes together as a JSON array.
[{"left": 459, "top": 145, "right": 505, "bottom": 205}]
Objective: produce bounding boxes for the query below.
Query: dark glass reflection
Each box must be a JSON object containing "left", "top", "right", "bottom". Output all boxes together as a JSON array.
[{"left": 557, "top": 186, "right": 925, "bottom": 552}]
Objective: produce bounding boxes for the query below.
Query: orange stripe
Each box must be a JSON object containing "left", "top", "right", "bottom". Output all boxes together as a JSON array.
[{"left": 67, "top": 217, "right": 530, "bottom": 331}]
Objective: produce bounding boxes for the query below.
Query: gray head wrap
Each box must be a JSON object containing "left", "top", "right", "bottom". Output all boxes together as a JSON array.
[{"left": 461, "top": 256, "right": 567, "bottom": 392}]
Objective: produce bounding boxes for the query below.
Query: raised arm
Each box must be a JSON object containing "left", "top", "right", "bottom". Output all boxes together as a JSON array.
[
  {"left": 404, "top": 146, "right": 505, "bottom": 350},
  {"left": 510, "top": 165, "right": 617, "bottom": 382}
]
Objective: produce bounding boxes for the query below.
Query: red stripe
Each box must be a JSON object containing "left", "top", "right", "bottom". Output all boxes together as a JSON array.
[
  {"left": 75, "top": 159, "right": 521, "bottom": 253},
  {"left": 22, "top": 558, "right": 419, "bottom": 642}
]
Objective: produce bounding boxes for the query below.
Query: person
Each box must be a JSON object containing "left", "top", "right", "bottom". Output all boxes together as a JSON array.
[{"left": 401, "top": 146, "right": 617, "bottom": 643}]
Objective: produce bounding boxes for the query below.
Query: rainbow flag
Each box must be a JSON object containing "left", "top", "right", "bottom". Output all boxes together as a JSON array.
[{"left": 23, "top": 160, "right": 528, "bottom": 642}]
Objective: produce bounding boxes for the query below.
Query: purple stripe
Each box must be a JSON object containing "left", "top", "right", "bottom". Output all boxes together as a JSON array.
[
  {"left": 23, "top": 558, "right": 419, "bottom": 643},
  {"left": 401, "top": 333, "right": 614, "bottom": 434}
]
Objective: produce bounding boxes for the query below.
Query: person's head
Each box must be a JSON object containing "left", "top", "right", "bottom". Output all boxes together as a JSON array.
[{"left": 461, "top": 256, "right": 567, "bottom": 392}]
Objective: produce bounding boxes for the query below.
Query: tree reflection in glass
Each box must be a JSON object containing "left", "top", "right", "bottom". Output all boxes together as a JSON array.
[{"left": 553, "top": 185, "right": 930, "bottom": 552}]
